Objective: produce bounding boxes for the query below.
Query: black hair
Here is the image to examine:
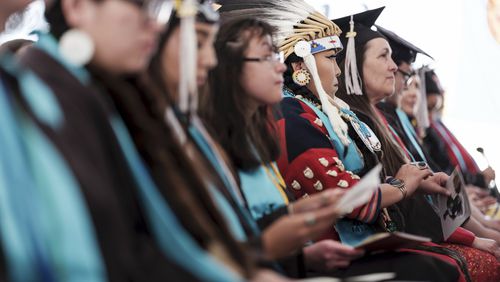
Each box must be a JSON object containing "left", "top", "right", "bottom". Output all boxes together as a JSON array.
[{"left": 200, "top": 17, "right": 280, "bottom": 170}]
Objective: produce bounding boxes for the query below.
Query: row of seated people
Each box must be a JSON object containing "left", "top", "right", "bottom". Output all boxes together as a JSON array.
[{"left": 1, "top": 0, "right": 499, "bottom": 281}]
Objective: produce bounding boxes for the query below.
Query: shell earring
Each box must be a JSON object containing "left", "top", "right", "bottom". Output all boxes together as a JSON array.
[
  {"left": 59, "top": 29, "right": 95, "bottom": 67},
  {"left": 292, "top": 68, "right": 311, "bottom": 86}
]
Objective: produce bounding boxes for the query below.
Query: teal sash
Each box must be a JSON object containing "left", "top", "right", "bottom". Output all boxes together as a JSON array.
[
  {"left": 188, "top": 118, "right": 261, "bottom": 238},
  {"left": 111, "top": 118, "right": 242, "bottom": 282},
  {"left": 31, "top": 32, "right": 244, "bottom": 282},
  {"left": 396, "top": 109, "right": 427, "bottom": 162},
  {"left": 0, "top": 53, "right": 106, "bottom": 282},
  {"left": 238, "top": 162, "right": 286, "bottom": 221}
]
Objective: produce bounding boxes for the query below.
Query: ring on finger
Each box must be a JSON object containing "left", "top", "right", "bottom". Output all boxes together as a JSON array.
[
  {"left": 304, "top": 213, "right": 316, "bottom": 227},
  {"left": 411, "top": 161, "right": 428, "bottom": 170}
]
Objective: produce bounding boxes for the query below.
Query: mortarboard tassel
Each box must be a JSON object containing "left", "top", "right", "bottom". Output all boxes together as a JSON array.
[
  {"left": 178, "top": 0, "right": 198, "bottom": 114},
  {"left": 344, "top": 15, "right": 363, "bottom": 95}
]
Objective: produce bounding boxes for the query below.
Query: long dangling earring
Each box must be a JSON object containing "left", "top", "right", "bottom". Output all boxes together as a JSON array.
[
  {"left": 59, "top": 29, "right": 95, "bottom": 67},
  {"left": 292, "top": 68, "right": 311, "bottom": 86}
]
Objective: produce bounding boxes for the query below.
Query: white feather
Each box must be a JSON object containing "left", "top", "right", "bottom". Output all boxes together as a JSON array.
[{"left": 0, "top": 0, "right": 48, "bottom": 44}]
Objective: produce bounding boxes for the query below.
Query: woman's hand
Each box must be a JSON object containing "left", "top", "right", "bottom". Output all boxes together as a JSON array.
[
  {"left": 261, "top": 194, "right": 345, "bottom": 260},
  {"left": 484, "top": 217, "right": 500, "bottom": 233},
  {"left": 394, "top": 163, "right": 433, "bottom": 196},
  {"left": 303, "top": 240, "right": 364, "bottom": 271},
  {"left": 418, "top": 172, "right": 451, "bottom": 196},
  {"left": 472, "top": 237, "right": 500, "bottom": 261},
  {"left": 483, "top": 167, "right": 496, "bottom": 184}
]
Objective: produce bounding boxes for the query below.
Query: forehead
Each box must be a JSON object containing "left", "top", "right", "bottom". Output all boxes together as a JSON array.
[
  {"left": 365, "top": 37, "right": 392, "bottom": 53},
  {"left": 246, "top": 34, "right": 273, "bottom": 51}
]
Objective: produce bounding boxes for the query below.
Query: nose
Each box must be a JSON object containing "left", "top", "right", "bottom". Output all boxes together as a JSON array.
[
  {"left": 334, "top": 60, "right": 342, "bottom": 77},
  {"left": 388, "top": 57, "right": 398, "bottom": 72},
  {"left": 276, "top": 62, "right": 287, "bottom": 74},
  {"left": 408, "top": 89, "right": 418, "bottom": 98},
  {"left": 201, "top": 46, "right": 218, "bottom": 70}
]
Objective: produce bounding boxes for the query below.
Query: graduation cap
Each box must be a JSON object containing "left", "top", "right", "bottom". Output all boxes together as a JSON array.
[
  {"left": 332, "top": 7, "right": 385, "bottom": 95},
  {"left": 375, "top": 25, "right": 432, "bottom": 65}
]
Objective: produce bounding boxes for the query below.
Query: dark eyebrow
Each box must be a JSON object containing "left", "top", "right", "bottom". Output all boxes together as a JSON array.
[
  {"left": 261, "top": 41, "right": 272, "bottom": 50},
  {"left": 260, "top": 39, "right": 278, "bottom": 51}
]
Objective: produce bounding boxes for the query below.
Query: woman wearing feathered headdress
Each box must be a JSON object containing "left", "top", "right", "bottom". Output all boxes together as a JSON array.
[{"left": 219, "top": 1, "right": 465, "bottom": 280}]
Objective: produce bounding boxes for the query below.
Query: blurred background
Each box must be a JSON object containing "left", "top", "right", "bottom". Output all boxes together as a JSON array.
[{"left": 2, "top": 0, "right": 500, "bottom": 170}]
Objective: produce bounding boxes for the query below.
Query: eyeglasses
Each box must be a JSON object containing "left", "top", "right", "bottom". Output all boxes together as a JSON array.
[
  {"left": 397, "top": 69, "right": 415, "bottom": 86},
  {"left": 124, "top": 0, "right": 174, "bottom": 25},
  {"left": 243, "top": 51, "right": 285, "bottom": 64}
]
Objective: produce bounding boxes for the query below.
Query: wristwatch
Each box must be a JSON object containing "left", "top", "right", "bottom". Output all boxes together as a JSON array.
[{"left": 386, "top": 177, "right": 407, "bottom": 200}]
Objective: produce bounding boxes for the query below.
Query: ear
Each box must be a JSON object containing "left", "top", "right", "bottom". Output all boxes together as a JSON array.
[
  {"left": 61, "top": 0, "right": 93, "bottom": 28},
  {"left": 290, "top": 61, "right": 306, "bottom": 72}
]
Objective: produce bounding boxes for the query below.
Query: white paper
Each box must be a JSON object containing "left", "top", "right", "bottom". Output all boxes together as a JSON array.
[{"left": 335, "top": 164, "right": 382, "bottom": 214}]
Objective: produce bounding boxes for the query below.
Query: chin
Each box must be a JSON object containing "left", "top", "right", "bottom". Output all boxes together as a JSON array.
[{"left": 127, "top": 58, "right": 149, "bottom": 73}]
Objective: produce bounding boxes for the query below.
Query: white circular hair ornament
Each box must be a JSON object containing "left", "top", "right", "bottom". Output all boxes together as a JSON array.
[
  {"left": 293, "top": 40, "right": 311, "bottom": 58},
  {"left": 59, "top": 29, "right": 95, "bottom": 66}
]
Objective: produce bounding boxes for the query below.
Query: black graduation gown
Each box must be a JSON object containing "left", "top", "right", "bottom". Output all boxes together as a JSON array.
[
  {"left": 424, "top": 125, "right": 487, "bottom": 188},
  {"left": 376, "top": 101, "right": 442, "bottom": 170},
  {"left": 16, "top": 47, "right": 198, "bottom": 282},
  {"left": 351, "top": 109, "right": 444, "bottom": 242}
]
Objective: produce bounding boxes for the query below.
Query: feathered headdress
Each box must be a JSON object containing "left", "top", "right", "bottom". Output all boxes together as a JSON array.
[
  {"left": 0, "top": 0, "right": 48, "bottom": 45},
  {"left": 219, "top": 0, "right": 352, "bottom": 145}
]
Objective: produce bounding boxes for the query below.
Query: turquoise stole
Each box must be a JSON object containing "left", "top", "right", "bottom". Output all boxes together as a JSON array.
[
  {"left": 33, "top": 33, "right": 243, "bottom": 282},
  {"left": 238, "top": 162, "right": 286, "bottom": 221},
  {"left": 0, "top": 52, "right": 106, "bottom": 282},
  {"left": 396, "top": 109, "right": 427, "bottom": 162},
  {"left": 188, "top": 117, "right": 261, "bottom": 238}
]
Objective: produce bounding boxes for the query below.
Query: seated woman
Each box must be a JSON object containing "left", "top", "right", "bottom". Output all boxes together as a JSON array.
[
  {"left": 403, "top": 73, "right": 500, "bottom": 246},
  {"left": 423, "top": 69, "right": 496, "bottom": 189},
  {"left": 1, "top": 1, "right": 106, "bottom": 281},
  {"left": 212, "top": 3, "right": 464, "bottom": 280},
  {"left": 373, "top": 25, "right": 433, "bottom": 167},
  {"left": 96, "top": 0, "right": 356, "bottom": 280},
  {"left": 14, "top": 0, "right": 259, "bottom": 281},
  {"left": 334, "top": 8, "right": 500, "bottom": 282}
]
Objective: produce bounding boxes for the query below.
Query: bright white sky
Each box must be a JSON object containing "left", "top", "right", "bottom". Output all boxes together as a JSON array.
[
  {"left": 2, "top": 0, "right": 500, "bottom": 172},
  {"left": 307, "top": 0, "right": 500, "bottom": 171}
]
